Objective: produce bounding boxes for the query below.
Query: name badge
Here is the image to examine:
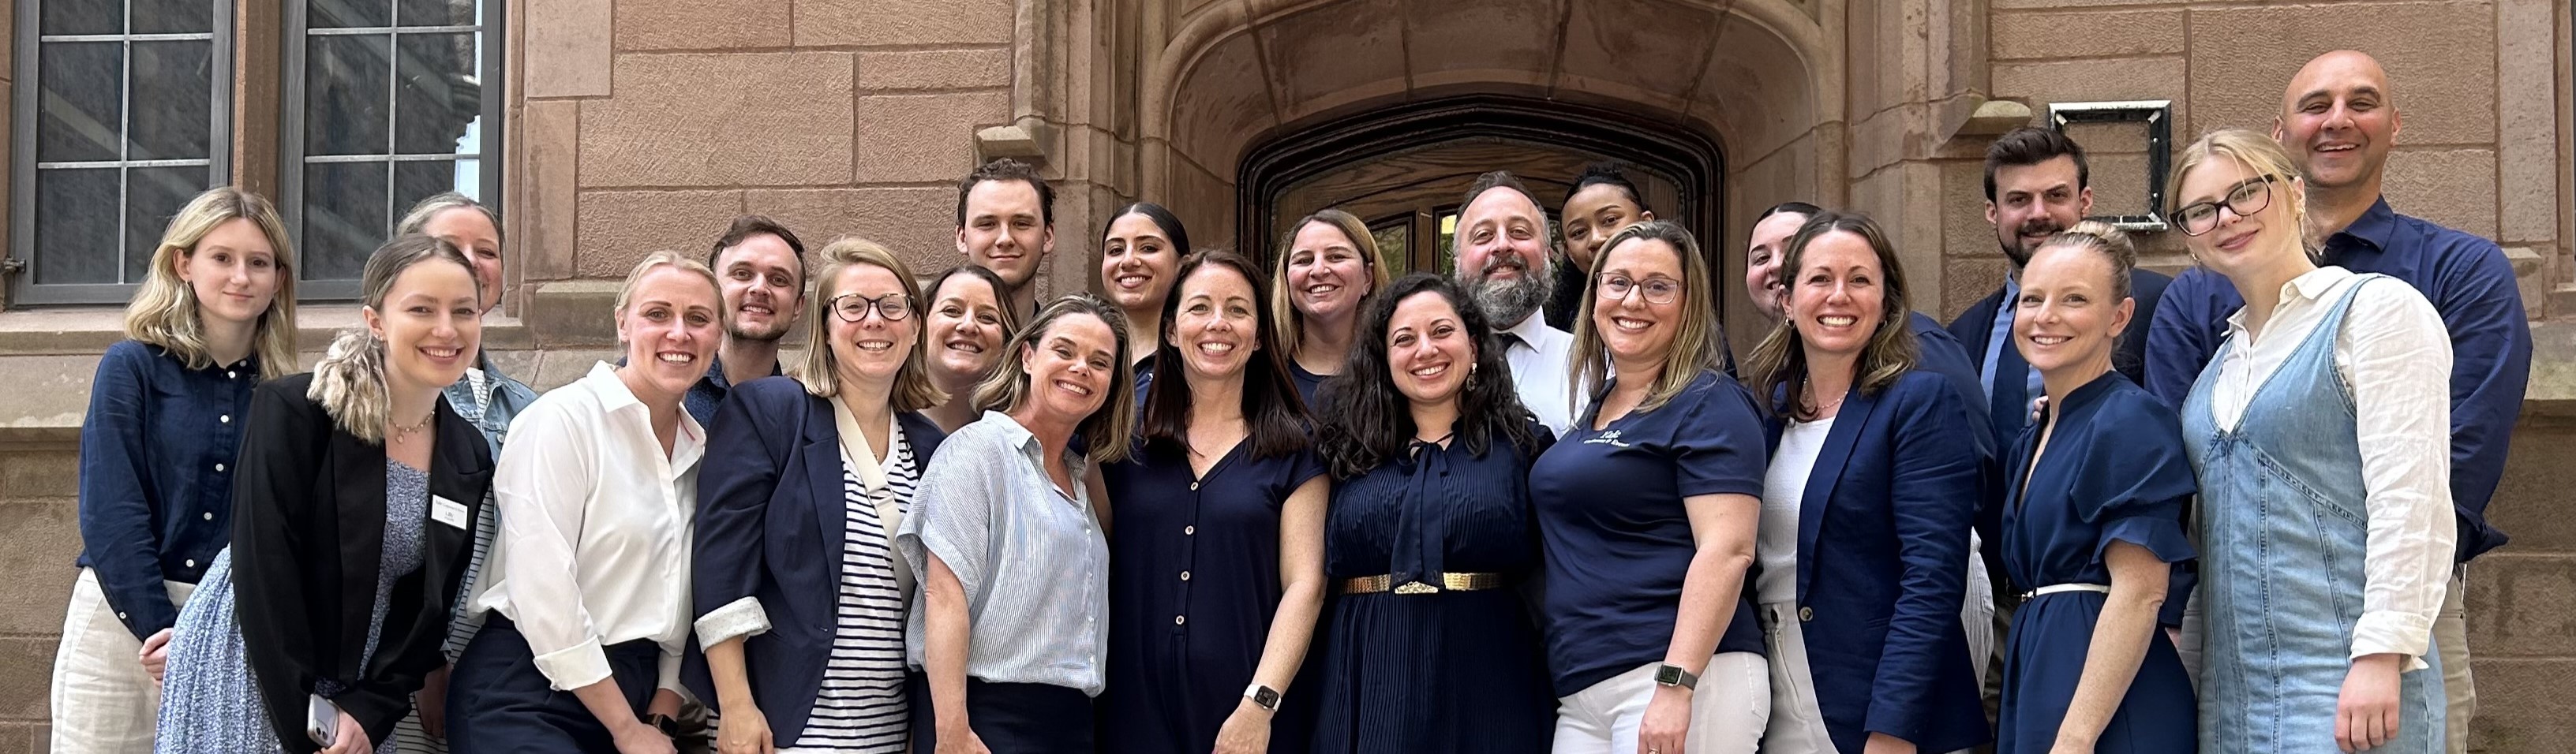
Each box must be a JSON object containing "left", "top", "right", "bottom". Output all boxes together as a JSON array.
[{"left": 430, "top": 495, "right": 470, "bottom": 529}]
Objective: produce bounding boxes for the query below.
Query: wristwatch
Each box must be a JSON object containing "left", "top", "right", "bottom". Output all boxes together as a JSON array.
[
  {"left": 646, "top": 712, "right": 682, "bottom": 737},
  {"left": 1653, "top": 663, "right": 1699, "bottom": 691},
  {"left": 1243, "top": 683, "right": 1282, "bottom": 712}
]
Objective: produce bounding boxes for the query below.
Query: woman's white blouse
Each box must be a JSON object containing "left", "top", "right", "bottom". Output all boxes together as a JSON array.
[
  {"left": 2208, "top": 266, "right": 2454, "bottom": 670},
  {"left": 471, "top": 362, "right": 705, "bottom": 692}
]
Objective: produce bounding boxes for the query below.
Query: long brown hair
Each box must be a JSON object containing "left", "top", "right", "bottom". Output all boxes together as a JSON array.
[
  {"left": 1742, "top": 210, "right": 1919, "bottom": 420},
  {"left": 1142, "top": 251, "right": 1309, "bottom": 459}
]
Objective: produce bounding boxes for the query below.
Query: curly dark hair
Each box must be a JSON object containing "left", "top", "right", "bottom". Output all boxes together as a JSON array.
[{"left": 1315, "top": 272, "right": 1541, "bottom": 479}]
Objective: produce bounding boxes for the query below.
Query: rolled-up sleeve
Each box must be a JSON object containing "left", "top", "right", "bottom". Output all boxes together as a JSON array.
[
  {"left": 489, "top": 401, "right": 616, "bottom": 689},
  {"left": 691, "top": 388, "right": 788, "bottom": 649},
  {"left": 2338, "top": 280, "right": 2456, "bottom": 670}
]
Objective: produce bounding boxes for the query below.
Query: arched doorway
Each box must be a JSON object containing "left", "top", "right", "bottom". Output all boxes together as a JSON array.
[{"left": 1237, "top": 96, "right": 1725, "bottom": 297}]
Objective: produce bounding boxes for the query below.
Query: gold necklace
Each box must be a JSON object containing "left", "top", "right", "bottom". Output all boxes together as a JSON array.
[
  {"left": 390, "top": 411, "right": 435, "bottom": 444},
  {"left": 1804, "top": 379, "right": 1847, "bottom": 415}
]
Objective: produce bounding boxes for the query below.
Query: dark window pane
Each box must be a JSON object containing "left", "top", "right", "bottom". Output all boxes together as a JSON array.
[
  {"left": 394, "top": 33, "right": 479, "bottom": 154},
  {"left": 305, "top": 34, "right": 393, "bottom": 156},
  {"left": 33, "top": 168, "right": 121, "bottom": 285},
  {"left": 38, "top": 43, "right": 124, "bottom": 163},
  {"left": 130, "top": 41, "right": 215, "bottom": 161},
  {"left": 41, "top": 0, "right": 120, "bottom": 35},
  {"left": 311, "top": 0, "right": 391, "bottom": 28},
  {"left": 126, "top": 166, "right": 215, "bottom": 282},
  {"left": 394, "top": 160, "right": 462, "bottom": 220},
  {"left": 133, "top": 0, "right": 216, "bottom": 34},
  {"left": 302, "top": 161, "right": 390, "bottom": 282},
  {"left": 397, "top": 0, "right": 477, "bottom": 27}
]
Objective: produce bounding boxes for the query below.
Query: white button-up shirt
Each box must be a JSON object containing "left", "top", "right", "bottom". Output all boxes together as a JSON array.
[
  {"left": 471, "top": 362, "right": 705, "bottom": 692},
  {"left": 1500, "top": 311, "right": 1579, "bottom": 435},
  {"left": 897, "top": 411, "right": 1109, "bottom": 696},
  {"left": 2211, "top": 266, "right": 2454, "bottom": 669}
]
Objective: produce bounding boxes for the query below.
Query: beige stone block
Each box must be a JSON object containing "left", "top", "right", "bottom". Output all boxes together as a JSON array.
[
  {"left": 796, "top": 0, "right": 1013, "bottom": 47},
  {"left": 1990, "top": 9, "right": 2183, "bottom": 61},
  {"left": 2466, "top": 554, "right": 2576, "bottom": 658},
  {"left": 2467, "top": 658, "right": 2576, "bottom": 752},
  {"left": 0, "top": 722, "right": 35, "bottom": 754},
  {"left": 856, "top": 49, "right": 1012, "bottom": 91},
  {"left": 1992, "top": 57, "right": 2188, "bottom": 130},
  {"left": 2496, "top": 0, "right": 2560, "bottom": 243},
  {"left": 579, "top": 53, "right": 855, "bottom": 188},
  {"left": 2084, "top": 151, "right": 2155, "bottom": 220},
  {"left": 1846, "top": 103, "right": 1934, "bottom": 181},
  {"left": 1693, "top": 20, "right": 1818, "bottom": 162},
  {"left": 2185, "top": 2, "right": 2494, "bottom": 146},
  {"left": 1402, "top": 0, "right": 1560, "bottom": 87},
  {"left": 523, "top": 0, "right": 612, "bottom": 99},
  {"left": 2382, "top": 148, "right": 2497, "bottom": 240},
  {"left": 742, "top": 187, "right": 960, "bottom": 270},
  {"left": 1944, "top": 258, "right": 2012, "bottom": 322},
  {"left": 1558, "top": 0, "right": 1720, "bottom": 109},
  {"left": 617, "top": 0, "right": 790, "bottom": 50},
  {"left": 0, "top": 501, "right": 79, "bottom": 638},
  {"left": 531, "top": 347, "right": 626, "bottom": 388},
  {"left": 2485, "top": 421, "right": 2576, "bottom": 551},
  {"left": 1256, "top": 0, "right": 1408, "bottom": 121},
  {"left": 523, "top": 282, "right": 627, "bottom": 350},
  {"left": 1167, "top": 34, "right": 1277, "bottom": 174},
  {"left": 854, "top": 91, "right": 1013, "bottom": 184},
  {"left": 1942, "top": 160, "right": 2006, "bottom": 261},
  {"left": 0, "top": 448, "right": 76, "bottom": 500},
  {"left": 519, "top": 100, "right": 581, "bottom": 282},
  {"left": 575, "top": 189, "right": 746, "bottom": 278},
  {"left": 1993, "top": 0, "right": 2163, "bottom": 8}
]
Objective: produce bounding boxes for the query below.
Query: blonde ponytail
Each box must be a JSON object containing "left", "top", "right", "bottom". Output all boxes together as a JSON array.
[{"left": 309, "top": 328, "right": 390, "bottom": 442}]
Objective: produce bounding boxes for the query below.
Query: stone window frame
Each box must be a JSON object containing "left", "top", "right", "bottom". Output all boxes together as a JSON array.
[
  {"left": 2046, "top": 99, "right": 2174, "bottom": 234},
  {"left": 6, "top": 0, "right": 238, "bottom": 306},
  {"left": 278, "top": 0, "right": 504, "bottom": 300}
]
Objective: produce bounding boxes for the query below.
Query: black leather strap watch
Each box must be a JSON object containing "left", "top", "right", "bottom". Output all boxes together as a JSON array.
[{"left": 646, "top": 712, "right": 682, "bottom": 738}]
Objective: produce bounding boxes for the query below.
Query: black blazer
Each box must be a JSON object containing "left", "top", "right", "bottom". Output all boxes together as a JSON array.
[
  {"left": 1944, "top": 267, "right": 2170, "bottom": 386},
  {"left": 682, "top": 376, "right": 949, "bottom": 745},
  {"left": 230, "top": 374, "right": 493, "bottom": 752}
]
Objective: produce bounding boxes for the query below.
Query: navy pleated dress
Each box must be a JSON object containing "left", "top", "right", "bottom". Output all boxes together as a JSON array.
[
  {"left": 1306, "top": 425, "right": 1556, "bottom": 754},
  {"left": 1097, "top": 438, "right": 1327, "bottom": 754},
  {"left": 1995, "top": 372, "right": 2198, "bottom": 754}
]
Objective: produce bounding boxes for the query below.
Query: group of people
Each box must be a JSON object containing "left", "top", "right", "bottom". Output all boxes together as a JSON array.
[{"left": 47, "top": 48, "right": 2525, "bottom": 754}]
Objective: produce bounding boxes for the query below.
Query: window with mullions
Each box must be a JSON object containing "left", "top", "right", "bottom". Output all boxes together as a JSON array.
[
  {"left": 283, "top": 0, "right": 500, "bottom": 297},
  {"left": 6, "top": 0, "right": 233, "bottom": 305}
]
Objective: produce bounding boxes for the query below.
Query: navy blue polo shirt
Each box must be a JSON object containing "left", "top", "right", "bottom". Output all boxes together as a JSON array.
[{"left": 1529, "top": 369, "right": 1770, "bottom": 696}]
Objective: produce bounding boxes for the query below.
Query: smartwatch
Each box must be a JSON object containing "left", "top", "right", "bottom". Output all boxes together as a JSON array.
[
  {"left": 1243, "top": 683, "right": 1282, "bottom": 712},
  {"left": 646, "top": 712, "right": 682, "bottom": 737},
  {"left": 1653, "top": 663, "right": 1699, "bottom": 691}
]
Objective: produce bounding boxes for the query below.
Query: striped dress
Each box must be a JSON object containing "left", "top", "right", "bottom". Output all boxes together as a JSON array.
[{"left": 781, "top": 431, "right": 916, "bottom": 752}]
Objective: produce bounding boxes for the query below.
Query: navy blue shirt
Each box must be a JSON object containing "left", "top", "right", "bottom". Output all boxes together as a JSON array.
[
  {"left": 683, "top": 355, "right": 782, "bottom": 429},
  {"left": 75, "top": 341, "right": 262, "bottom": 640},
  {"left": 2146, "top": 198, "right": 2530, "bottom": 562},
  {"left": 1289, "top": 360, "right": 1328, "bottom": 410},
  {"left": 1529, "top": 370, "right": 1771, "bottom": 695}
]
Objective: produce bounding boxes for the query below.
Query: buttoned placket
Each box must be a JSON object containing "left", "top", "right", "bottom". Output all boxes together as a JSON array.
[{"left": 1171, "top": 471, "right": 1207, "bottom": 632}]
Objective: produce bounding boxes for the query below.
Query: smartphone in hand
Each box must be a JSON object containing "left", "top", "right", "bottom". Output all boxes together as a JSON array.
[{"left": 306, "top": 694, "right": 341, "bottom": 746}]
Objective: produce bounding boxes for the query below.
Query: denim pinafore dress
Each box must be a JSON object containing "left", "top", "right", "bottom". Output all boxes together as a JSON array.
[{"left": 2181, "top": 274, "right": 2444, "bottom": 753}]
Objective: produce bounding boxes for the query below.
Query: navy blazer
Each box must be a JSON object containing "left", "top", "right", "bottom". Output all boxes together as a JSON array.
[
  {"left": 682, "top": 376, "right": 948, "bottom": 745},
  {"left": 1945, "top": 268, "right": 2170, "bottom": 387},
  {"left": 1765, "top": 370, "right": 1989, "bottom": 754}
]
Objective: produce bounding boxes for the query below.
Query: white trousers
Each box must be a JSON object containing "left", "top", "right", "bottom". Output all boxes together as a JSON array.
[
  {"left": 1553, "top": 655, "right": 1769, "bottom": 754},
  {"left": 50, "top": 567, "right": 193, "bottom": 754},
  {"left": 1758, "top": 603, "right": 1839, "bottom": 754}
]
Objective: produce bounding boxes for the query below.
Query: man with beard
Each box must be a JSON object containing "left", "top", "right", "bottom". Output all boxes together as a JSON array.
[
  {"left": 2147, "top": 52, "right": 2530, "bottom": 753},
  {"left": 1448, "top": 170, "right": 1578, "bottom": 434},
  {"left": 690, "top": 215, "right": 810, "bottom": 426},
  {"left": 1945, "top": 128, "right": 2169, "bottom": 443},
  {"left": 956, "top": 158, "right": 1058, "bottom": 318}
]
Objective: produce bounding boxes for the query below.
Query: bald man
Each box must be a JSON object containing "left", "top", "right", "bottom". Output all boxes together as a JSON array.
[{"left": 2146, "top": 50, "right": 2531, "bottom": 753}]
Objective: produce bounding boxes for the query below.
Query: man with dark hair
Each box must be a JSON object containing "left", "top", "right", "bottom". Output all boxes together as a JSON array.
[
  {"left": 1448, "top": 170, "right": 1576, "bottom": 434},
  {"left": 955, "top": 158, "right": 1057, "bottom": 317},
  {"left": 1945, "top": 127, "right": 2170, "bottom": 443},
  {"left": 2148, "top": 53, "right": 2530, "bottom": 752},
  {"left": 691, "top": 215, "right": 809, "bottom": 425}
]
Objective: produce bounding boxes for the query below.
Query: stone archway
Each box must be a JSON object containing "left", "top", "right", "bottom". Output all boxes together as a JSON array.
[{"left": 1136, "top": 0, "right": 1841, "bottom": 340}]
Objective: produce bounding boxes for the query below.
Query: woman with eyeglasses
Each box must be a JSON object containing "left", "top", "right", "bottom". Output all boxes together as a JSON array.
[
  {"left": 687, "top": 238, "right": 950, "bottom": 753},
  {"left": 2166, "top": 129, "right": 2453, "bottom": 754},
  {"left": 1271, "top": 210, "right": 1391, "bottom": 406},
  {"left": 1307, "top": 273, "right": 1555, "bottom": 753},
  {"left": 1531, "top": 222, "right": 1769, "bottom": 754}
]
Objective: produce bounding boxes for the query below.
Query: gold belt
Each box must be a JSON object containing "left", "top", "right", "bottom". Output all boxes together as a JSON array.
[{"left": 1341, "top": 573, "right": 1504, "bottom": 595}]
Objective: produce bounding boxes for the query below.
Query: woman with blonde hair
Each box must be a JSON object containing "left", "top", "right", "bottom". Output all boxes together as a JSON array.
[
  {"left": 686, "top": 237, "right": 950, "bottom": 753},
  {"left": 447, "top": 252, "right": 726, "bottom": 753},
  {"left": 2169, "top": 129, "right": 2453, "bottom": 754},
  {"left": 900, "top": 294, "right": 1135, "bottom": 754},
  {"left": 53, "top": 187, "right": 297, "bottom": 753},
  {"left": 1271, "top": 209, "right": 1390, "bottom": 406},
  {"left": 155, "top": 233, "right": 492, "bottom": 754}
]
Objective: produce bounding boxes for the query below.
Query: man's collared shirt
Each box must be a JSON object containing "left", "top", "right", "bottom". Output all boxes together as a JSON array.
[{"left": 1501, "top": 311, "right": 1579, "bottom": 435}]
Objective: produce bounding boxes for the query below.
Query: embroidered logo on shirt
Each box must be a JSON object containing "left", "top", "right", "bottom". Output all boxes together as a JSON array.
[{"left": 1585, "top": 430, "right": 1631, "bottom": 448}]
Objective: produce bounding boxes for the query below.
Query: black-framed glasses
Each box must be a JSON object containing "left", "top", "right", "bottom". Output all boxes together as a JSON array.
[
  {"left": 832, "top": 293, "right": 914, "bottom": 322},
  {"left": 1596, "top": 273, "right": 1683, "bottom": 305},
  {"left": 2172, "top": 174, "right": 2279, "bottom": 237}
]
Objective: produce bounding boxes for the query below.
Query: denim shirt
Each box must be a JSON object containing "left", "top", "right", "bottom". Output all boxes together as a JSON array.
[
  {"left": 2146, "top": 197, "right": 2532, "bottom": 562},
  {"left": 74, "top": 341, "right": 262, "bottom": 640},
  {"left": 440, "top": 350, "right": 541, "bottom": 452}
]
